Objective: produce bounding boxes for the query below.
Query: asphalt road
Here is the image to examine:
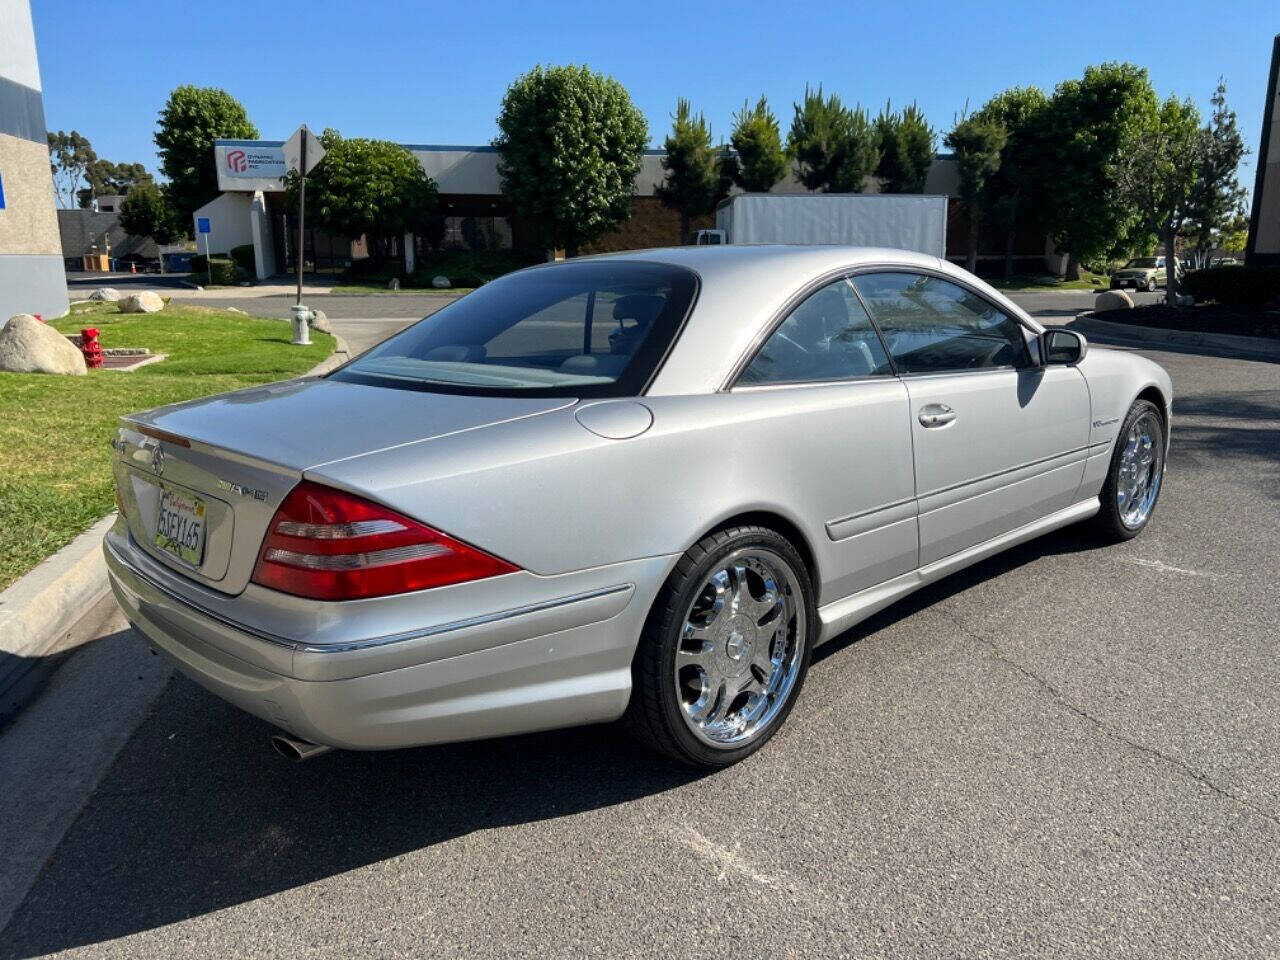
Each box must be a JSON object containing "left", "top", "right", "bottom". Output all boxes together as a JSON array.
[{"left": 3, "top": 327, "right": 1277, "bottom": 957}]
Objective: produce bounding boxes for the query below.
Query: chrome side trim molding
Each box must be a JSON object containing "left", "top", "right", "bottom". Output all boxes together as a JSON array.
[
  {"left": 295, "top": 584, "right": 635, "bottom": 654},
  {"left": 916, "top": 444, "right": 1092, "bottom": 504},
  {"left": 108, "top": 534, "right": 633, "bottom": 657},
  {"left": 825, "top": 497, "right": 918, "bottom": 542},
  {"left": 106, "top": 535, "right": 296, "bottom": 650}
]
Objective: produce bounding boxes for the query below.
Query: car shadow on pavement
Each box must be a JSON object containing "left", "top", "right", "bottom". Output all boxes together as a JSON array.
[{"left": 0, "top": 678, "right": 705, "bottom": 958}]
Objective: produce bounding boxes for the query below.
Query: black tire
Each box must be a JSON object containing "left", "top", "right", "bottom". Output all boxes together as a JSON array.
[
  {"left": 1093, "top": 399, "right": 1165, "bottom": 542},
  {"left": 624, "top": 525, "right": 816, "bottom": 768},
  {"left": 1146, "top": 277, "right": 1157, "bottom": 293}
]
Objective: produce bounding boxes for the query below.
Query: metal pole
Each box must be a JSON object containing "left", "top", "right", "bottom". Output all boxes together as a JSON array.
[
  {"left": 296, "top": 129, "right": 306, "bottom": 306},
  {"left": 204, "top": 232, "right": 211, "bottom": 287}
]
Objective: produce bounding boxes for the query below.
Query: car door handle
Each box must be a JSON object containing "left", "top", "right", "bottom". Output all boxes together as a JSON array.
[{"left": 918, "top": 403, "right": 957, "bottom": 428}]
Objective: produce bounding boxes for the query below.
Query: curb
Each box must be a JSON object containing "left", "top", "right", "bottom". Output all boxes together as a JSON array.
[
  {"left": 1068, "top": 314, "right": 1280, "bottom": 362},
  {"left": 307, "top": 333, "right": 351, "bottom": 375},
  {"left": 0, "top": 335, "right": 344, "bottom": 707},
  {"left": 0, "top": 514, "right": 118, "bottom": 696}
]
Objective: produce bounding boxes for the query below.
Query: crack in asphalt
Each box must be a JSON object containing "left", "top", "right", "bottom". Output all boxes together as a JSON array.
[{"left": 939, "top": 606, "right": 1280, "bottom": 831}]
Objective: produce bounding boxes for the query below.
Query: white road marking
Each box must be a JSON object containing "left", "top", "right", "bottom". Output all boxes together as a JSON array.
[
  {"left": 1124, "top": 557, "right": 1216, "bottom": 578},
  {"left": 665, "top": 824, "right": 786, "bottom": 889}
]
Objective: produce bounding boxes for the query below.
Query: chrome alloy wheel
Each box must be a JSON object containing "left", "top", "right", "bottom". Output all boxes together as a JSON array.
[
  {"left": 1117, "top": 411, "right": 1163, "bottom": 528},
  {"left": 673, "top": 548, "right": 805, "bottom": 748}
]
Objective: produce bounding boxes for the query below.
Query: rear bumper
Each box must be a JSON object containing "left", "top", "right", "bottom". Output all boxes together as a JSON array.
[{"left": 104, "top": 525, "right": 673, "bottom": 749}]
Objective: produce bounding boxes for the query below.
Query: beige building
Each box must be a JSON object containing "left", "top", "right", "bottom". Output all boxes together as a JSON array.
[{"left": 0, "top": 0, "right": 67, "bottom": 322}]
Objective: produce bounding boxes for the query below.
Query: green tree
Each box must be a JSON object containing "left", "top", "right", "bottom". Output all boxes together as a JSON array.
[
  {"left": 1213, "top": 213, "right": 1249, "bottom": 254},
  {"left": 944, "top": 115, "right": 1008, "bottom": 273},
  {"left": 728, "top": 96, "right": 789, "bottom": 192},
  {"left": 78, "top": 160, "right": 153, "bottom": 208},
  {"left": 973, "top": 86, "right": 1050, "bottom": 278},
  {"left": 787, "top": 87, "right": 879, "bottom": 193},
  {"left": 47, "top": 130, "right": 96, "bottom": 208},
  {"left": 874, "top": 102, "right": 935, "bottom": 193},
  {"left": 655, "top": 99, "right": 726, "bottom": 241},
  {"left": 494, "top": 65, "right": 648, "bottom": 257},
  {"left": 1035, "top": 63, "right": 1159, "bottom": 279},
  {"left": 119, "top": 180, "right": 184, "bottom": 244},
  {"left": 285, "top": 129, "right": 438, "bottom": 267},
  {"left": 1115, "top": 95, "right": 1203, "bottom": 304},
  {"left": 155, "top": 85, "right": 258, "bottom": 224},
  {"left": 1183, "top": 80, "right": 1248, "bottom": 270}
]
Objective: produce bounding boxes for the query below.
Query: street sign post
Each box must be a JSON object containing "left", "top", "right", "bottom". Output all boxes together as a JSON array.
[
  {"left": 196, "top": 217, "right": 211, "bottom": 287},
  {"left": 283, "top": 125, "right": 326, "bottom": 308}
]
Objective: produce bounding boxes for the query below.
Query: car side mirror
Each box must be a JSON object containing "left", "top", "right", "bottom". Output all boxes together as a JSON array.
[{"left": 1042, "top": 329, "right": 1087, "bottom": 366}]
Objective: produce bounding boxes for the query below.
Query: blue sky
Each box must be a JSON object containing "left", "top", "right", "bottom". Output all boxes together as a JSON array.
[{"left": 33, "top": 0, "right": 1275, "bottom": 196}]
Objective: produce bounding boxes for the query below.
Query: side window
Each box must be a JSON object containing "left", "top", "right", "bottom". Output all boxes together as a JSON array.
[
  {"left": 850, "top": 272, "right": 1032, "bottom": 374},
  {"left": 739, "top": 279, "right": 892, "bottom": 385}
]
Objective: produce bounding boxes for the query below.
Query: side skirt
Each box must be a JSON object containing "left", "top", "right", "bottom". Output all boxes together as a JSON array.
[{"left": 815, "top": 497, "right": 1101, "bottom": 645}]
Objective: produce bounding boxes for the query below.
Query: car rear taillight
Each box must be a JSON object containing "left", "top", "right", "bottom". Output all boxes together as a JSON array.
[{"left": 251, "top": 481, "right": 518, "bottom": 600}]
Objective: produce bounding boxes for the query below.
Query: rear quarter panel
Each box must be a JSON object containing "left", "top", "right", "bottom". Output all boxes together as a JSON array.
[{"left": 308, "top": 384, "right": 919, "bottom": 605}]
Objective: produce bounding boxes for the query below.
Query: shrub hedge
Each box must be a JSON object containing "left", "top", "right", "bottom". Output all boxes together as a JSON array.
[
  {"left": 229, "top": 244, "right": 256, "bottom": 273},
  {"left": 1181, "top": 265, "right": 1280, "bottom": 305},
  {"left": 189, "top": 254, "right": 249, "bottom": 285},
  {"left": 342, "top": 249, "right": 538, "bottom": 289}
]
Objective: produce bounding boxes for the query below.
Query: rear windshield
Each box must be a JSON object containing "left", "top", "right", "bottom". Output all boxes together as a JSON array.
[
  {"left": 1125, "top": 258, "right": 1159, "bottom": 268},
  {"left": 331, "top": 260, "right": 699, "bottom": 397}
]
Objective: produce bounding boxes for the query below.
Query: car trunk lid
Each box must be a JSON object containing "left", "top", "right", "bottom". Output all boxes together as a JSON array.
[{"left": 114, "top": 378, "right": 573, "bottom": 594}]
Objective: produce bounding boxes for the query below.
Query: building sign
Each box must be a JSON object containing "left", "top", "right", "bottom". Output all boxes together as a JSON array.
[{"left": 214, "top": 142, "right": 287, "bottom": 192}]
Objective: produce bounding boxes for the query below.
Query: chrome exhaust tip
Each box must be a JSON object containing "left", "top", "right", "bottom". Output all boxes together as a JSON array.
[{"left": 270, "top": 731, "right": 334, "bottom": 762}]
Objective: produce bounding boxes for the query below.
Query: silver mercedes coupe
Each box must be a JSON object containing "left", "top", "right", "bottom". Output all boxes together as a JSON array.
[{"left": 105, "top": 245, "right": 1171, "bottom": 768}]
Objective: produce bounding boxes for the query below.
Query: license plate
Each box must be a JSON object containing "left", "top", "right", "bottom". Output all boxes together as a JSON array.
[{"left": 154, "top": 485, "right": 207, "bottom": 567}]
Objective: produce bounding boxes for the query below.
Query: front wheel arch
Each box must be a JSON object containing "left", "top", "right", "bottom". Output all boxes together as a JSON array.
[{"left": 1135, "top": 385, "right": 1170, "bottom": 440}]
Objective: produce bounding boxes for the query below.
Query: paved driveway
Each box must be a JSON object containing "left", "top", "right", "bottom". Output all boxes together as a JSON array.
[{"left": 2, "top": 332, "right": 1276, "bottom": 957}]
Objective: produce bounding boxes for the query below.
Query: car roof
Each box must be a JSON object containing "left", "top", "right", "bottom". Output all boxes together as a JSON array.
[
  {"left": 596, "top": 243, "right": 946, "bottom": 282},
  {"left": 572, "top": 245, "right": 1040, "bottom": 396}
]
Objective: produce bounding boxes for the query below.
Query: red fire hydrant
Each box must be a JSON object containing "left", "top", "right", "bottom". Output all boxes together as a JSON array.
[{"left": 80, "top": 327, "right": 104, "bottom": 369}]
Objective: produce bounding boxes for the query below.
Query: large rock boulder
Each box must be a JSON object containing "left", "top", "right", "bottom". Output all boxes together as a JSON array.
[
  {"left": 431, "top": 275, "right": 451, "bottom": 289},
  {"left": 117, "top": 291, "right": 165, "bottom": 314},
  {"left": 0, "top": 315, "right": 87, "bottom": 375},
  {"left": 1094, "top": 290, "right": 1134, "bottom": 313},
  {"left": 88, "top": 287, "right": 122, "bottom": 302},
  {"left": 309, "top": 309, "right": 332, "bottom": 334}
]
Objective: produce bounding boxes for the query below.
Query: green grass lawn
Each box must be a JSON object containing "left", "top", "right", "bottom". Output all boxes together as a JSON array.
[{"left": 0, "top": 301, "right": 334, "bottom": 589}]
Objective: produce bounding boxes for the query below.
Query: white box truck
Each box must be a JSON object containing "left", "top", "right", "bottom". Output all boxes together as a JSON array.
[{"left": 698, "top": 193, "right": 949, "bottom": 258}]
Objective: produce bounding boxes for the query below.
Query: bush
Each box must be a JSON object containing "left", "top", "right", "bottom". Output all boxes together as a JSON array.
[
  {"left": 411, "top": 249, "right": 537, "bottom": 288},
  {"left": 1181, "top": 265, "right": 1280, "bottom": 305},
  {"left": 189, "top": 254, "right": 249, "bottom": 285},
  {"left": 341, "top": 249, "right": 537, "bottom": 289},
  {"left": 229, "top": 244, "right": 256, "bottom": 273}
]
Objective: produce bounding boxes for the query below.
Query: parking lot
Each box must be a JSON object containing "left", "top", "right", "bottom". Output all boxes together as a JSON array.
[{"left": 1, "top": 327, "right": 1276, "bottom": 958}]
